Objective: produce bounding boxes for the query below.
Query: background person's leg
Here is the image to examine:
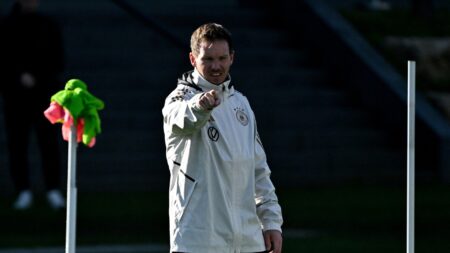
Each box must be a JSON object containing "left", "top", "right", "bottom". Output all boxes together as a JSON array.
[
  {"left": 4, "top": 100, "right": 32, "bottom": 192},
  {"left": 35, "top": 112, "right": 61, "bottom": 191},
  {"left": 35, "top": 101, "right": 65, "bottom": 209},
  {"left": 4, "top": 98, "right": 33, "bottom": 209}
]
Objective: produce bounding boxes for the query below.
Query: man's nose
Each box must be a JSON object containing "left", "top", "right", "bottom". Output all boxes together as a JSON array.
[{"left": 211, "top": 60, "right": 220, "bottom": 70}]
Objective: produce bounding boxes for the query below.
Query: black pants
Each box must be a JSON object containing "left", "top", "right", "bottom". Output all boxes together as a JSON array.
[{"left": 3, "top": 94, "right": 61, "bottom": 192}]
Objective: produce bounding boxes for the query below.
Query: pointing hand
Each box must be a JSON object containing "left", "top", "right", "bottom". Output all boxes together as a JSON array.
[{"left": 198, "top": 90, "right": 220, "bottom": 110}]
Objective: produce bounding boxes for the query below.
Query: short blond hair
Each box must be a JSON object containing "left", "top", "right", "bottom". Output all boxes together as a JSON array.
[{"left": 190, "top": 23, "right": 233, "bottom": 56}]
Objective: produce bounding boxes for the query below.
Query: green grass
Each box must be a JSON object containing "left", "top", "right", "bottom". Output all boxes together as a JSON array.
[
  {"left": 0, "top": 192, "right": 169, "bottom": 248},
  {"left": 1, "top": 184, "right": 450, "bottom": 252},
  {"left": 278, "top": 184, "right": 450, "bottom": 252}
]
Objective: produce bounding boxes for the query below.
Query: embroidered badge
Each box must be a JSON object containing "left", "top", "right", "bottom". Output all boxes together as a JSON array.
[
  {"left": 234, "top": 107, "right": 249, "bottom": 126},
  {"left": 208, "top": 126, "right": 220, "bottom": 142}
]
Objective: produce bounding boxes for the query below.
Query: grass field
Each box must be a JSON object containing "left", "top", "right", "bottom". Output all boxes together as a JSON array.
[{"left": 1, "top": 183, "right": 449, "bottom": 252}]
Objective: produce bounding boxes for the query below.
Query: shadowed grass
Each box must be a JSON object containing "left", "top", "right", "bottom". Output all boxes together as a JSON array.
[{"left": 1, "top": 184, "right": 449, "bottom": 252}]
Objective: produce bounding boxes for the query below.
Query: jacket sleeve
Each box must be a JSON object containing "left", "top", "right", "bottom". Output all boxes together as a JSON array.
[
  {"left": 163, "top": 89, "right": 211, "bottom": 135},
  {"left": 254, "top": 128, "right": 284, "bottom": 233}
]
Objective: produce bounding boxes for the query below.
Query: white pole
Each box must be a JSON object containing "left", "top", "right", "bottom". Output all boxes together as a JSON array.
[
  {"left": 66, "top": 124, "right": 78, "bottom": 253},
  {"left": 407, "top": 61, "right": 416, "bottom": 253}
]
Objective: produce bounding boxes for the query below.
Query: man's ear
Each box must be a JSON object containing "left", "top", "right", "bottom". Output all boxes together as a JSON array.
[
  {"left": 189, "top": 52, "right": 196, "bottom": 67},
  {"left": 230, "top": 50, "right": 235, "bottom": 65}
]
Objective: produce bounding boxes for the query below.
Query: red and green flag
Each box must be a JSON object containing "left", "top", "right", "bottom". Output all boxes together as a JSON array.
[{"left": 44, "top": 79, "right": 104, "bottom": 147}]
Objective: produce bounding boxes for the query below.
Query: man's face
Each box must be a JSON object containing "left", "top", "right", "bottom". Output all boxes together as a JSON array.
[{"left": 189, "top": 39, "right": 234, "bottom": 85}]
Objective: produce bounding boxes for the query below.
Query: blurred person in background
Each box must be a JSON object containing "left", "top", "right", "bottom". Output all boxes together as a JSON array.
[
  {"left": 0, "top": 0, "right": 65, "bottom": 210},
  {"left": 162, "top": 23, "right": 283, "bottom": 253}
]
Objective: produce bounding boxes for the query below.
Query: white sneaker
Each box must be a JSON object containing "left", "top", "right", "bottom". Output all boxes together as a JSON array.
[
  {"left": 46, "top": 190, "right": 66, "bottom": 210},
  {"left": 13, "top": 190, "right": 33, "bottom": 210}
]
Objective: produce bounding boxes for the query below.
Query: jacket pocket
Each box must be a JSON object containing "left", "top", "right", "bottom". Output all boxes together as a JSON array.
[{"left": 173, "top": 169, "right": 197, "bottom": 224}]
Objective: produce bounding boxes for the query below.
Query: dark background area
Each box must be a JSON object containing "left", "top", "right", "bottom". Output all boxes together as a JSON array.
[{"left": 0, "top": 0, "right": 449, "bottom": 252}]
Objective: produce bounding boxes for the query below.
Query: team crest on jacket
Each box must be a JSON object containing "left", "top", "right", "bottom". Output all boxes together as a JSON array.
[{"left": 234, "top": 107, "right": 249, "bottom": 126}]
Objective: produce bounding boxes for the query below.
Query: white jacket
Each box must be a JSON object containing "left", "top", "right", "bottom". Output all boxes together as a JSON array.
[{"left": 162, "top": 70, "right": 283, "bottom": 253}]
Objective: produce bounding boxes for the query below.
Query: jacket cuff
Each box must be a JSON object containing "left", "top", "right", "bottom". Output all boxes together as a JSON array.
[{"left": 262, "top": 223, "right": 282, "bottom": 233}]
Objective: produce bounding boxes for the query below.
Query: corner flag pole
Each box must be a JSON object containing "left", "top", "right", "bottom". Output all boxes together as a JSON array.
[
  {"left": 66, "top": 124, "right": 78, "bottom": 253},
  {"left": 407, "top": 61, "right": 415, "bottom": 253},
  {"left": 43, "top": 79, "right": 104, "bottom": 253}
]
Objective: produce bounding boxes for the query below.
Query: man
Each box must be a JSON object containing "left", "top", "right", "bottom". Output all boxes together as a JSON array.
[
  {"left": 162, "top": 23, "right": 283, "bottom": 253},
  {"left": 0, "top": 0, "right": 65, "bottom": 210}
]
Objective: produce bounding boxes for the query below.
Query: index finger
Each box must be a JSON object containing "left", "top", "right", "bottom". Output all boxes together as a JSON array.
[{"left": 210, "top": 90, "right": 218, "bottom": 98}]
